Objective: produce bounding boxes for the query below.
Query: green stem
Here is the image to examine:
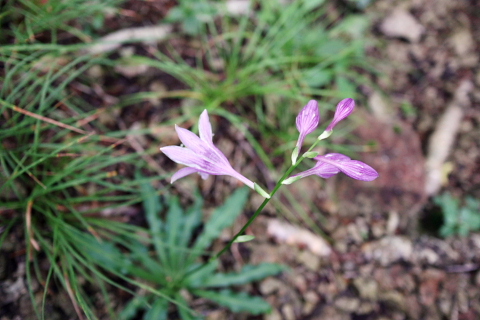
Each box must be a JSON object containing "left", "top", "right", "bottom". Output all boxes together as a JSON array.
[
  {"left": 185, "top": 138, "right": 323, "bottom": 278},
  {"left": 212, "top": 137, "right": 323, "bottom": 260}
]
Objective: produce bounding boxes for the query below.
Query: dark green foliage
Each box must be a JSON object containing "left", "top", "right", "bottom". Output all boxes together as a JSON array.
[{"left": 115, "top": 181, "right": 286, "bottom": 319}]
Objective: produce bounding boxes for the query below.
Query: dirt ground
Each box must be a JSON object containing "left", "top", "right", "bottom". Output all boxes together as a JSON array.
[
  {"left": 1, "top": 0, "right": 480, "bottom": 319},
  {"left": 249, "top": 0, "right": 480, "bottom": 319}
]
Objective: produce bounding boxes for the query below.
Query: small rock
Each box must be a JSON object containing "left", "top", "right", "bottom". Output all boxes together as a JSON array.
[
  {"left": 354, "top": 278, "right": 378, "bottom": 300},
  {"left": 449, "top": 29, "right": 474, "bottom": 57},
  {"left": 379, "top": 9, "right": 424, "bottom": 43},
  {"left": 386, "top": 211, "right": 400, "bottom": 234},
  {"left": 297, "top": 250, "right": 320, "bottom": 271},
  {"left": 419, "top": 269, "right": 446, "bottom": 306},
  {"left": 314, "top": 305, "right": 350, "bottom": 320},
  {"left": 416, "top": 248, "right": 440, "bottom": 265},
  {"left": 302, "top": 291, "right": 319, "bottom": 315},
  {"left": 357, "top": 302, "right": 376, "bottom": 315},
  {"left": 334, "top": 296, "right": 361, "bottom": 313},
  {"left": 362, "top": 236, "right": 413, "bottom": 266},
  {"left": 264, "top": 308, "right": 282, "bottom": 320},
  {"left": 282, "top": 304, "right": 296, "bottom": 320},
  {"left": 380, "top": 290, "right": 406, "bottom": 311},
  {"left": 292, "top": 274, "right": 307, "bottom": 293},
  {"left": 260, "top": 278, "right": 285, "bottom": 295}
]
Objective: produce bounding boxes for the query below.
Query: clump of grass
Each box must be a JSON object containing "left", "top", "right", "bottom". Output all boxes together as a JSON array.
[{"left": 0, "top": 45, "right": 170, "bottom": 318}]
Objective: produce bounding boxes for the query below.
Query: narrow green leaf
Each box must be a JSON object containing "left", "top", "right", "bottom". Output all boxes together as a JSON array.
[
  {"left": 119, "top": 296, "right": 149, "bottom": 320},
  {"left": 184, "top": 260, "right": 219, "bottom": 288},
  {"left": 200, "top": 263, "right": 286, "bottom": 288},
  {"left": 175, "top": 292, "right": 203, "bottom": 320},
  {"left": 165, "top": 196, "right": 185, "bottom": 269},
  {"left": 144, "top": 298, "right": 169, "bottom": 320},
  {"left": 192, "top": 289, "right": 272, "bottom": 315}
]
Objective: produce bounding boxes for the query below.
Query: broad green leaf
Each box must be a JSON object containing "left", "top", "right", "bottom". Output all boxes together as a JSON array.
[
  {"left": 144, "top": 298, "right": 169, "bottom": 320},
  {"left": 192, "top": 289, "right": 271, "bottom": 315},
  {"left": 192, "top": 187, "right": 249, "bottom": 254},
  {"left": 200, "top": 263, "right": 286, "bottom": 288}
]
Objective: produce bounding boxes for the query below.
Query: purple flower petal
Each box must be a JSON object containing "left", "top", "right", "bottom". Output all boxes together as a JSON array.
[
  {"left": 316, "top": 154, "right": 379, "bottom": 182},
  {"left": 171, "top": 167, "right": 200, "bottom": 183},
  {"left": 287, "top": 151, "right": 379, "bottom": 183},
  {"left": 315, "top": 153, "right": 351, "bottom": 162},
  {"left": 160, "top": 110, "right": 255, "bottom": 189},
  {"left": 199, "top": 109, "right": 214, "bottom": 145},
  {"left": 314, "top": 162, "right": 341, "bottom": 178},
  {"left": 331, "top": 160, "right": 379, "bottom": 181},
  {"left": 295, "top": 100, "right": 320, "bottom": 149},
  {"left": 175, "top": 125, "right": 206, "bottom": 154},
  {"left": 326, "top": 98, "right": 355, "bottom": 132},
  {"left": 288, "top": 161, "right": 340, "bottom": 181}
]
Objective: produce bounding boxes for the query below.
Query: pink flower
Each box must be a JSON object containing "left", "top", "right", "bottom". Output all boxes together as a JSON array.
[
  {"left": 160, "top": 110, "right": 254, "bottom": 189},
  {"left": 292, "top": 100, "right": 320, "bottom": 163},
  {"left": 325, "top": 98, "right": 355, "bottom": 132},
  {"left": 283, "top": 153, "right": 378, "bottom": 184},
  {"left": 295, "top": 100, "right": 320, "bottom": 149}
]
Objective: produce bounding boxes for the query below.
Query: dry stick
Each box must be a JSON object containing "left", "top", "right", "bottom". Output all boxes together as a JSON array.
[
  {"left": 4, "top": 101, "right": 123, "bottom": 144},
  {"left": 64, "top": 272, "right": 86, "bottom": 320},
  {"left": 10, "top": 105, "right": 89, "bottom": 135},
  {"left": 76, "top": 107, "right": 106, "bottom": 127},
  {"left": 25, "top": 200, "right": 40, "bottom": 258}
]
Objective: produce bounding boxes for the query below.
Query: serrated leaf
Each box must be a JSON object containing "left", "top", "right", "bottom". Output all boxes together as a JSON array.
[
  {"left": 200, "top": 263, "right": 286, "bottom": 288},
  {"left": 192, "top": 289, "right": 271, "bottom": 315},
  {"left": 143, "top": 298, "right": 169, "bottom": 320},
  {"left": 192, "top": 187, "right": 249, "bottom": 254}
]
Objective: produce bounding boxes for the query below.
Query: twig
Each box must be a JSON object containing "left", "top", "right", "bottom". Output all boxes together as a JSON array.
[
  {"left": 26, "top": 200, "right": 40, "bottom": 259},
  {"left": 4, "top": 102, "right": 89, "bottom": 135},
  {"left": 64, "top": 273, "right": 86, "bottom": 320}
]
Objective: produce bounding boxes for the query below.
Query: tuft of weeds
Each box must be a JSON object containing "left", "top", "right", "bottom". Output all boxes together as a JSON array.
[
  {"left": 115, "top": 182, "right": 286, "bottom": 319},
  {"left": 0, "top": 0, "right": 122, "bottom": 43},
  {"left": 434, "top": 193, "right": 480, "bottom": 237},
  {"left": 0, "top": 46, "right": 170, "bottom": 318},
  {"left": 0, "top": 1, "right": 169, "bottom": 318}
]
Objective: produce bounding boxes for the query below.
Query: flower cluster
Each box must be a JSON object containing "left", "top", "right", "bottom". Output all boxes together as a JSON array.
[
  {"left": 284, "top": 98, "right": 378, "bottom": 184},
  {"left": 160, "top": 98, "right": 378, "bottom": 198}
]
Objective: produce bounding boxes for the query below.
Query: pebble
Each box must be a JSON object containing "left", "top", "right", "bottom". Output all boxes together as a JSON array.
[{"left": 379, "top": 9, "right": 424, "bottom": 42}]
